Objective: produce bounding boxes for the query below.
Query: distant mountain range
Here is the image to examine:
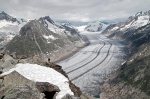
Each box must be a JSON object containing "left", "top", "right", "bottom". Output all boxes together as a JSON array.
[
  {"left": 84, "top": 21, "right": 109, "bottom": 32},
  {"left": 102, "top": 10, "right": 150, "bottom": 39}
]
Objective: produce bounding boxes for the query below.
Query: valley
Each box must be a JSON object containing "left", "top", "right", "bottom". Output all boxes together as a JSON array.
[
  {"left": 0, "top": 8, "right": 150, "bottom": 99},
  {"left": 58, "top": 30, "right": 127, "bottom": 96}
]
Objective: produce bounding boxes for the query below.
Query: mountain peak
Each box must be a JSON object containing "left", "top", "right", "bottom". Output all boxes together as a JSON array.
[
  {"left": 85, "top": 21, "right": 109, "bottom": 32},
  {"left": 0, "top": 11, "right": 18, "bottom": 22},
  {"left": 0, "top": 11, "right": 9, "bottom": 18},
  {"left": 135, "top": 11, "right": 143, "bottom": 16},
  {"left": 1, "top": 11, "right": 7, "bottom": 14},
  {"left": 39, "top": 16, "right": 55, "bottom": 25}
]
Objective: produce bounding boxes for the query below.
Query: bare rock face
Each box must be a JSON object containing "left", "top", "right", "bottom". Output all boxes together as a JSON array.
[
  {"left": 36, "top": 82, "right": 60, "bottom": 93},
  {"left": 0, "top": 54, "right": 17, "bottom": 73},
  {"left": 69, "top": 81, "right": 82, "bottom": 97},
  {"left": 1, "top": 85, "right": 43, "bottom": 99},
  {"left": 36, "top": 82, "right": 60, "bottom": 99}
]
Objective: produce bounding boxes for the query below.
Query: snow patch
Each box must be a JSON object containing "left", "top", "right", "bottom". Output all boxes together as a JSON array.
[
  {"left": 120, "top": 15, "right": 149, "bottom": 31},
  {"left": 111, "top": 26, "right": 119, "bottom": 31},
  {"left": 1, "top": 63, "right": 73, "bottom": 99},
  {"left": 0, "top": 20, "right": 18, "bottom": 28},
  {"left": 43, "top": 35, "right": 57, "bottom": 40},
  {"left": 85, "top": 21, "right": 108, "bottom": 32},
  {"left": 75, "top": 25, "right": 87, "bottom": 32}
]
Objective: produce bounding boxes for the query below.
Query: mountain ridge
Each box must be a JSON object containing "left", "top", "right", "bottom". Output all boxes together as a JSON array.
[
  {"left": 100, "top": 10, "right": 150, "bottom": 99},
  {"left": 85, "top": 21, "right": 109, "bottom": 32}
]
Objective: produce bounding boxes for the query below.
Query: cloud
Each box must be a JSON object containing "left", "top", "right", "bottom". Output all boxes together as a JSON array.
[{"left": 0, "top": 0, "right": 150, "bottom": 22}]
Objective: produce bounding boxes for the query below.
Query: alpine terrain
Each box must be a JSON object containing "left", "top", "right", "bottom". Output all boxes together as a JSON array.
[
  {"left": 2, "top": 13, "right": 86, "bottom": 61},
  {"left": 0, "top": 6, "right": 150, "bottom": 99},
  {"left": 100, "top": 10, "right": 150, "bottom": 99},
  {"left": 0, "top": 11, "right": 27, "bottom": 49}
]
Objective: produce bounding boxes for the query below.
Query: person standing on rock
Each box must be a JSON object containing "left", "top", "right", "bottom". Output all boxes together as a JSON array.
[{"left": 48, "top": 58, "right": 50, "bottom": 63}]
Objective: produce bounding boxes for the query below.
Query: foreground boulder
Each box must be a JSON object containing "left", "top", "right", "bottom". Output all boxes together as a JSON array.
[
  {"left": 0, "top": 63, "right": 88, "bottom": 99},
  {"left": 0, "top": 71, "right": 44, "bottom": 99},
  {"left": 0, "top": 53, "right": 88, "bottom": 99}
]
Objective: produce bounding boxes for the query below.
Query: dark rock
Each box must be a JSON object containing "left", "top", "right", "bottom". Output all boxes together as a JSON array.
[
  {"left": 69, "top": 81, "right": 82, "bottom": 97},
  {"left": 0, "top": 54, "right": 3, "bottom": 59},
  {"left": 0, "top": 69, "right": 3, "bottom": 74},
  {"left": 36, "top": 82, "right": 60, "bottom": 92},
  {"left": 10, "top": 52, "right": 18, "bottom": 59},
  {"left": 36, "top": 82, "right": 60, "bottom": 99},
  {"left": 0, "top": 11, "right": 17, "bottom": 22}
]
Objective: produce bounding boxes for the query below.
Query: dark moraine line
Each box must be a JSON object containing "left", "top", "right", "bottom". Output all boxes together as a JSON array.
[
  {"left": 64, "top": 40, "right": 105, "bottom": 71},
  {"left": 70, "top": 41, "right": 112, "bottom": 81},
  {"left": 66, "top": 40, "right": 106, "bottom": 74}
]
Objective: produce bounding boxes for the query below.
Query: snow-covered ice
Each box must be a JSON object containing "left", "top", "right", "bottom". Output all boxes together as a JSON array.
[
  {"left": 1, "top": 63, "right": 73, "bottom": 99},
  {"left": 58, "top": 29, "right": 127, "bottom": 96}
]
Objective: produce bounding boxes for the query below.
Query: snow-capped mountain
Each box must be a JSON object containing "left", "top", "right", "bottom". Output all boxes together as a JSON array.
[
  {"left": 39, "top": 16, "right": 82, "bottom": 40},
  {"left": 5, "top": 16, "right": 85, "bottom": 57},
  {"left": 102, "top": 10, "right": 150, "bottom": 39},
  {"left": 84, "top": 21, "right": 108, "bottom": 32},
  {"left": 119, "top": 11, "right": 150, "bottom": 31},
  {"left": 0, "top": 11, "right": 27, "bottom": 48}
]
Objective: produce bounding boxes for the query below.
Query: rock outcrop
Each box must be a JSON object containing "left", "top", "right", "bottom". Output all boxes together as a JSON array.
[
  {"left": 0, "top": 71, "right": 44, "bottom": 99},
  {"left": 0, "top": 53, "right": 88, "bottom": 99}
]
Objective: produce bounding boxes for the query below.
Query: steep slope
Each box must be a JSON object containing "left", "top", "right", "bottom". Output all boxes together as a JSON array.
[
  {"left": 85, "top": 21, "right": 108, "bottom": 32},
  {"left": 0, "top": 11, "right": 27, "bottom": 48},
  {"left": 5, "top": 18, "right": 85, "bottom": 59},
  {"left": 100, "top": 11, "right": 150, "bottom": 99},
  {"left": 5, "top": 20, "right": 67, "bottom": 57},
  {"left": 39, "top": 16, "right": 83, "bottom": 42}
]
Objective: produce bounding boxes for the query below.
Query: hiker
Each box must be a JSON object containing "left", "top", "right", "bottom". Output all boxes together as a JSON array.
[{"left": 48, "top": 58, "right": 50, "bottom": 63}]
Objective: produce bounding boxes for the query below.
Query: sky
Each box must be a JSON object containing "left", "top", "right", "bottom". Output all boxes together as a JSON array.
[{"left": 0, "top": 0, "right": 150, "bottom": 22}]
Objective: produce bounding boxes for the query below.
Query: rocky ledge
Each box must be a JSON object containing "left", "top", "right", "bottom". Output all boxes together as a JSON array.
[{"left": 0, "top": 52, "right": 88, "bottom": 99}]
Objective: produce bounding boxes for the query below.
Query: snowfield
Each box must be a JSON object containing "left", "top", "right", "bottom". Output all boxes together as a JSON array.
[
  {"left": 0, "top": 19, "right": 27, "bottom": 48},
  {"left": 1, "top": 63, "right": 73, "bottom": 99},
  {"left": 58, "top": 27, "right": 127, "bottom": 96},
  {"left": 84, "top": 21, "right": 108, "bottom": 32},
  {"left": 43, "top": 35, "right": 57, "bottom": 40}
]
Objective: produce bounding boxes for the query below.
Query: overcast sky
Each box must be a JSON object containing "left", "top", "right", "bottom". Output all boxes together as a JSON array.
[{"left": 0, "top": 0, "right": 150, "bottom": 22}]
